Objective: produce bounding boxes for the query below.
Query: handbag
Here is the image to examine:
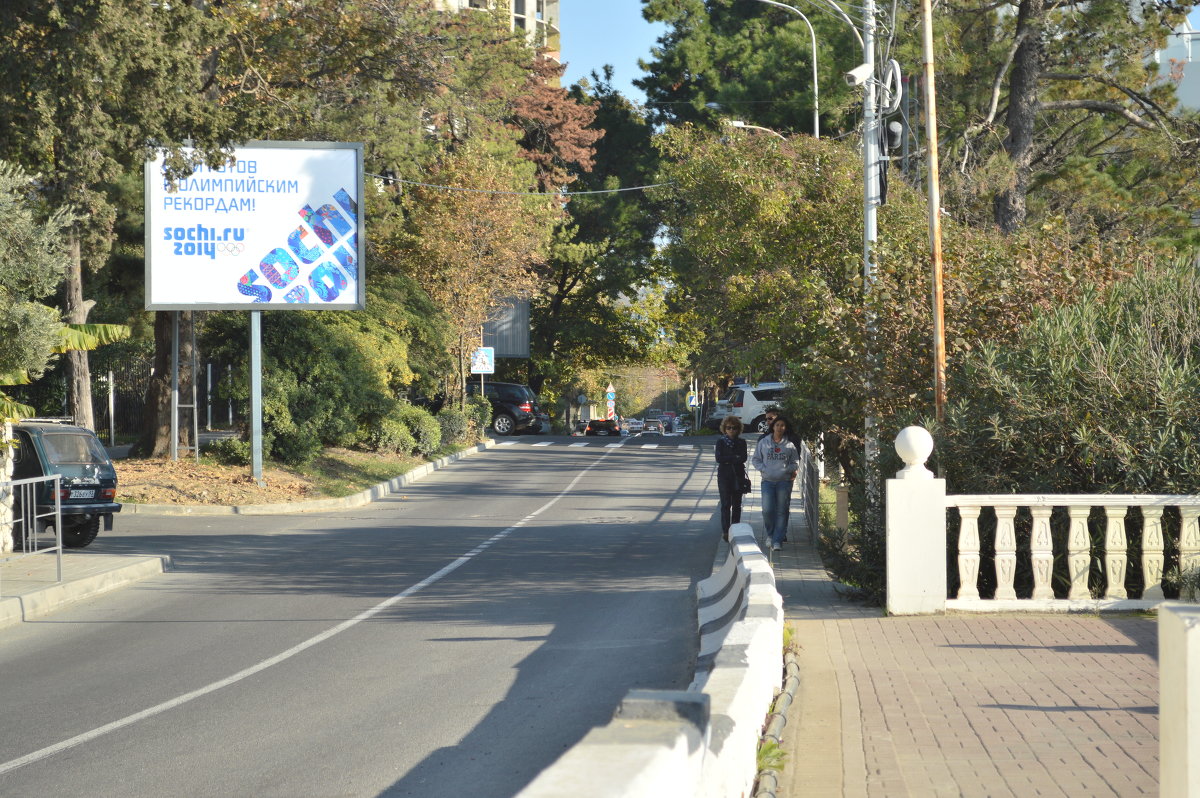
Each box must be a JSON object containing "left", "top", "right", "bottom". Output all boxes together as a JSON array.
[{"left": 739, "top": 474, "right": 752, "bottom": 494}]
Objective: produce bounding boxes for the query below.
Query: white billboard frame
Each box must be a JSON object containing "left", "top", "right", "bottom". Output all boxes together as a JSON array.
[{"left": 144, "top": 141, "right": 365, "bottom": 311}]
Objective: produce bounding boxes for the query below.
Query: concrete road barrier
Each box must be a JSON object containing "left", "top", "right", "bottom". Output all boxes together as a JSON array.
[{"left": 519, "top": 522, "right": 781, "bottom": 797}]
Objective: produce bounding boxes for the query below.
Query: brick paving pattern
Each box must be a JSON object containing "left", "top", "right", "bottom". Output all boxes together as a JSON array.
[{"left": 761, "top": 514, "right": 1159, "bottom": 797}]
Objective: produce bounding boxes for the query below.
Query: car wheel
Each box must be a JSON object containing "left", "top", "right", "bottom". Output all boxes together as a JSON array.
[
  {"left": 754, "top": 416, "right": 771, "bottom": 435},
  {"left": 492, "top": 413, "right": 516, "bottom": 436},
  {"left": 62, "top": 517, "right": 100, "bottom": 548}
]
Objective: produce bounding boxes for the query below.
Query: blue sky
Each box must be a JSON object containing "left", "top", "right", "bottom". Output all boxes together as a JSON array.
[
  {"left": 560, "top": 1, "right": 664, "bottom": 102},
  {"left": 558, "top": 3, "right": 1200, "bottom": 103}
]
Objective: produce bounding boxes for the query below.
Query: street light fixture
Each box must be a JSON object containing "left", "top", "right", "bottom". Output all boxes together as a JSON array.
[
  {"left": 723, "top": 119, "right": 789, "bottom": 140},
  {"left": 746, "top": 0, "right": 885, "bottom": 505},
  {"left": 746, "top": 0, "right": 821, "bottom": 139}
]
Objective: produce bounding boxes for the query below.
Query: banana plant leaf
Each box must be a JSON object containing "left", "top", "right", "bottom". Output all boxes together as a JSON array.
[
  {"left": 0, "top": 392, "right": 36, "bottom": 423},
  {"left": 51, "top": 323, "right": 131, "bottom": 353},
  {"left": 0, "top": 369, "right": 31, "bottom": 386}
]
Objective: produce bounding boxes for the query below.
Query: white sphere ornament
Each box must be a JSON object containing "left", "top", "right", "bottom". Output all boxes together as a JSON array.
[{"left": 894, "top": 426, "right": 934, "bottom": 479}]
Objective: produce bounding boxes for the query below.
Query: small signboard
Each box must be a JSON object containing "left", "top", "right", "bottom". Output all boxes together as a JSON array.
[
  {"left": 686, "top": 391, "right": 698, "bottom": 408},
  {"left": 470, "top": 347, "right": 495, "bottom": 374}
]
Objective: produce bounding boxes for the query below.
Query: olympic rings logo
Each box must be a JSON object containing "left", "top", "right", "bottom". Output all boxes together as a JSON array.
[{"left": 215, "top": 243, "right": 246, "bottom": 256}]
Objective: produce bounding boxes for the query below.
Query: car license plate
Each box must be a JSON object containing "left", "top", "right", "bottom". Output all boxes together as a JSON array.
[{"left": 69, "top": 489, "right": 95, "bottom": 499}]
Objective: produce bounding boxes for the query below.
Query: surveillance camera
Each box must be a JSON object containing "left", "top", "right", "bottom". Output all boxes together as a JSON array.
[{"left": 843, "top": 63, "right": 873, "bottom": 87}]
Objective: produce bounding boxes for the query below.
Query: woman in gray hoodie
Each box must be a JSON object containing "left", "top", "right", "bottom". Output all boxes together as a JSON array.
[{"left": 751, "top": 416, "right": 801, "bottom": 551}]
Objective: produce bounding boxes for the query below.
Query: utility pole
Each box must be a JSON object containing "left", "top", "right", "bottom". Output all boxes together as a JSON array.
[
  {"left": 862, "top": 0, "right": 881, "bottom": 508},
  {"left": 921, "top": 0, "right": 947, "bottom": 425}
]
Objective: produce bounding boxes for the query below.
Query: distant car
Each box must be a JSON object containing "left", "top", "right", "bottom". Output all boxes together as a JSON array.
[
  {"left": 704, "top": 400, "right": 731, "bottom": 430},
  {"left": 10, "top": 419, "right": 122, "bottom": 548},
  {"left": 633, "top": 431, "right": 663, "bottom": 439},
  {"left": 644, "top": 418, "right": 662, "bottom": 433},
  {"left": 466, "top": 381, "right": 546, "bottom": 436},
  {"left": 572, "top": 420, "right": 588, "bottom": 436},
  {"left": 625, "top": 418, "right": 645, "bottom": 433},
  {"left": 724, "top": 382, "right": 789, "bottom": 434},
  {"left": 585, "top": 419, "right": 621, "bottom": 436}
]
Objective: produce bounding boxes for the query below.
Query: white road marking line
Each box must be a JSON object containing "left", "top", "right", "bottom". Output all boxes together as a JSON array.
[
  {"left": 569, "top": 443, "right": 588, "bottom": 447},
  {"left": 532, "top": 442, "right": 553, "bottom": 447},
  {"left": 498, "top": 441, "right": 518, "bottom": 446},
  {"left": 0, "top": 447, "right": 617, "bottom": 777},
  {"left": 678, "top": 445, "right": 695, "bottom": 450},
  {"left": 641, "top": 444, "right": 659, "bottom": 449},
  {"left": 605, "top": 442, "right": 624, "bottom": 448}
]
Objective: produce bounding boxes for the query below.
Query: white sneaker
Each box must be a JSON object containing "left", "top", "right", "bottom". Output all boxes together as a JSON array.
[{"left": 772, "top": 542, "right": 782, "bottom": 551}]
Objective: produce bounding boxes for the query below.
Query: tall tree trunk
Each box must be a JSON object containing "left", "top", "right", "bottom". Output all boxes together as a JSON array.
[
  {"left": 993, "top": 0, "right": 1044, "bottom": 233},
  {"left": 131, "top": 311, "right": 196, "bottom": 457},
  {"left": 63, "top": 236, "right": 95, "bottom": 429}
]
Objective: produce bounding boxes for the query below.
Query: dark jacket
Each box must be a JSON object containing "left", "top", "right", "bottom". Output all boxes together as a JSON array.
[{"left": 715, "top": 435, "right": 748, "bottom": 492}]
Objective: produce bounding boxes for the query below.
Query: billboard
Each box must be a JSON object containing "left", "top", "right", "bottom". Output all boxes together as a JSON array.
[
  {"left": 482, "top": 298, "right": 530, "bottom": 358},
  {"left": 145, "top": 141, "right": 365, "bottom": 310}
]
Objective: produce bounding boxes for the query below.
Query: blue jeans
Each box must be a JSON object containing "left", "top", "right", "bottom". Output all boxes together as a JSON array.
[{"left": 760, "top": 479, "right": 793, "bottom": 545}]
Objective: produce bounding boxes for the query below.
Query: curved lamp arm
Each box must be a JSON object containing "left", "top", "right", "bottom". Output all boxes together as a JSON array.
[{"left": 745, "top": 0, "right": 823, "bottom": 138}]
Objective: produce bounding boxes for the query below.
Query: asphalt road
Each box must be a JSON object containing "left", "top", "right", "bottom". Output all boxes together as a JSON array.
[{"left": 0, "top": 440, "right": 721, "bottom": 798}]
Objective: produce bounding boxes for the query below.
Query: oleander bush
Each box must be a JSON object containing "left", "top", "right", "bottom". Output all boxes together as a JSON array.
[{"left": 941, "top": 256, "right": 1200, "bottom": 495}]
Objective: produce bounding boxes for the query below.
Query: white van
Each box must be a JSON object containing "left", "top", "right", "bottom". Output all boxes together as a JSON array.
[{"left": 724, "top": 382, "right": 788, "bottom": 434}]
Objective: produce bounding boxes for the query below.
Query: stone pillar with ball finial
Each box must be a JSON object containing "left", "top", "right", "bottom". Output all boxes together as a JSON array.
[{"left": 885, "top": 426, "right": 948, "bottom": 615}]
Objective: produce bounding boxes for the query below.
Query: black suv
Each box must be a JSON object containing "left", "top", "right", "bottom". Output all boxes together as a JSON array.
[
  {"left": 466, "top": 382, "right": 546, "bottom": 436},
  {"left": 584, "top": 419, "right": 621, "bottom": 436},
  {"left": 10, "top": 420, "right": 121, "bottom": 548}
]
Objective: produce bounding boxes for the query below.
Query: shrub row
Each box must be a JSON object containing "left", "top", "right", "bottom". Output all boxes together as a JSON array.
[{"left": 206, "top": 402, "right": 481, "bottom": 467}]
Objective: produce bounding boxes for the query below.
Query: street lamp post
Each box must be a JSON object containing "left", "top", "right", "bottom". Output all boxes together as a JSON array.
[
  {"left": 748, "top": 0, "right": 820, "bottom": 139},
  {"left": 746, "top": 0, "right": 884, "bottom": 508}
]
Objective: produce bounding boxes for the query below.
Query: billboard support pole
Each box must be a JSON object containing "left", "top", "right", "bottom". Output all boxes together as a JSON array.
[
  {"left": 250, "top": 311, "right": 264, "bottom": 486},
  {"left": 170, "top": 311, "right": 179, "bottom": 461}
]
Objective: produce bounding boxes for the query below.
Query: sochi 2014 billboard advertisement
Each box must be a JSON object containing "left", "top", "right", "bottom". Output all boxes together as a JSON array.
[{"left": 144, "top": 141, "right": 364, "bottom": 310}]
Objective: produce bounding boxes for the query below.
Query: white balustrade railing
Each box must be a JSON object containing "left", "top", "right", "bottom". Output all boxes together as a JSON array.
[
  {"left": 885, "top": 427, "right": 1200, "bottom": 614},
  {"left": 948, "top": 495, "right": 1200, "bottom": 607}
]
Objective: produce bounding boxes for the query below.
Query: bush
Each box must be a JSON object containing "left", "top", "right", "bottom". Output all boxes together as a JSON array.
[
  {"left": 466, "top": 393, "right": 492, "bottom": 434},
  {"left": 394, "top": 404, "right": 442, "bottom": 456},
  {"left": 204, "top": 436, "right": 251, "bottom": 466},
  {"left": 372, "top": 416, "right": 416, "bottom": 455},
  {"left": 436, "top": 408, "right": 470, "bottom": 445},
  {"left": 259, "top": 371, "right": 321, "bottom": 467},
  {"left": 942, "top": 256, "right": 1200, "bottom": 495}
]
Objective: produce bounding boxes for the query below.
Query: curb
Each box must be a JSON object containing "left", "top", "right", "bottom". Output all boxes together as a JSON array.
[
  {"left": 121, "top": 439, "right": 497, "bottom": 516},
  {"left": 752, "top": 647, "right": 802, "bottom": 798},
  {"left": 0, "top": 554, "right": 171, "bottom": 629}
]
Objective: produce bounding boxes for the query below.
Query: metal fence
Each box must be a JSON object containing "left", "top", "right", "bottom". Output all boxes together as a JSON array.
[
  {"left": 1, "top": 475, "right": 63, "bottom": 594},
  {"left": 8, "top": 356, "right": 243, "bottom": 445},
  {"left": 801, "top": 441, "right": 820, "bottom": 544}
]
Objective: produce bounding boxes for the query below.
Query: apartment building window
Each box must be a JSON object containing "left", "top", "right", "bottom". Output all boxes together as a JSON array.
[{"left": 513, "top": 0, "right": 525, "bottom": 13}]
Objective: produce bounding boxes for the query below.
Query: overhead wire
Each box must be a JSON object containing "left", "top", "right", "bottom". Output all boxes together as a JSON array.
[{"left": 367, "top": 173, "right": 673, "bottom": 196}]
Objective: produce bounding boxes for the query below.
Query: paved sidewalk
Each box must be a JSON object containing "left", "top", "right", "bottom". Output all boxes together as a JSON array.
[
  {"left": 0, "top": 550, "right": 169, "bottom": 628},
  {"left": 762, "top": 517, "right": 1159, "bottom": 797}
]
